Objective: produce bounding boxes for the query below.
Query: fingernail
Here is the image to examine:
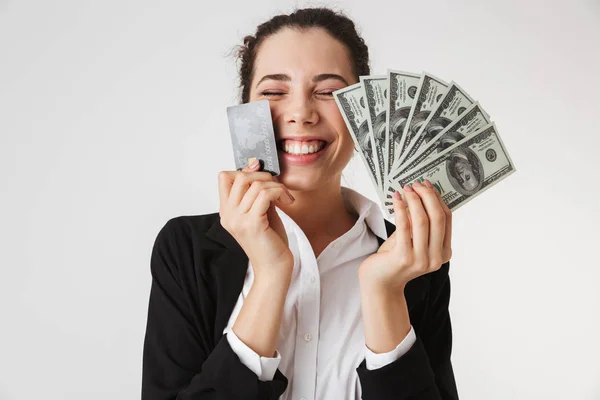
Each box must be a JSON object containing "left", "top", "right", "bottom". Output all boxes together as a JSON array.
[
  {"left": 286, "top": 191, "right": 295, "bottom": 202},
  {"left": 393, "top": 191, "right": 401, "bottom": 200},
  {"left": 424, "top": 179, "right": 433, "bottom": 189},
  {"left": 412, "top": 180, "right": 423, "bottom": 187},
  {"left": 248, "top": 158, "right": 260, "bottom": 169},
  {"left": 403, "top": 184, "right": 414, "bottom": 192}
]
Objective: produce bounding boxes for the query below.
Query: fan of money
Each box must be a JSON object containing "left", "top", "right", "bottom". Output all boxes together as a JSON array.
[{"left": 333, "top": 70, "right": 516, "bottom": 216}]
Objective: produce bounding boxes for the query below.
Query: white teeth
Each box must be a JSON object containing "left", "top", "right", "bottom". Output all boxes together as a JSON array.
[{"left": 282, "top": 140, "right": 325, "bottom": 155}]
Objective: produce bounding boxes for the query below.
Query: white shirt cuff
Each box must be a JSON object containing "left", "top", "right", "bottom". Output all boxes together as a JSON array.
[
  {"left": 226, "top": 329, "right": 282, "bottom": 381},
  {"left": 364, "top": 325, "right": 416, "bottom": 370}
]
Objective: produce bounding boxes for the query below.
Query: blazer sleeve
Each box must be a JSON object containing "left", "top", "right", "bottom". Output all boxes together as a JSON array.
[
  {"left": 355, "top": 261, "right": 459, "bottom": 399},
  {"left": 141, "top": 218, "right": 288, "bottom": 400}
]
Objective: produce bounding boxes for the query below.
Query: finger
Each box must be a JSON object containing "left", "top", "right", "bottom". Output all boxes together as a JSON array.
[
  {"left": 402, "top": 182, "right": 429, "bottom": 256},
  {"left": 239, "top": 181, "right": 294, "bottom": 213},
  {"left": 392, "top": 190, "right": 412, "bottom": 252},
  {"left": 412, "top": 180, "right": 446, "bottom": 259},
  {"left": 218, "top": 171, "right": 236, "bottom": 210},
  {"left": 432, "top": 182, "right": 453, "bottom": 253},
  {"left": 241, "top": 158, "right": 261, "bottom": 173},
  {"left": 229, "top": 171, "right": 275, "bottom": 207},
  {"left": 249, "top": 187, "right": 291, "bottom": 217},
  {"left": 218, "top": 159, "right": 262, "bottom": 209}
]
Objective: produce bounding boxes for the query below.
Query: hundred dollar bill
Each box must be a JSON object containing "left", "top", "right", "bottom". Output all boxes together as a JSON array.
[
  {"left": 392, "top": 72, "right": 448, "bottom": 173},
  {"left": 389, "top": 102, "right": 491, "bottom": 186},
  {"left": 360, "top": 75, "right": 388, "bottom": 192},
  {"left": 384, "top": 70, "right": 421, "bottom": 202},
  {"left": 333, "top": 83, "right": 383, "bottom": 199},
  {"left": 385, "top": 71, "right": 420, "bottom": 178},
  {"left": 398, "top": 81, "right": 476, "bottom": 168},
  {"left": 389, "top": 122, "right": 516, "bottom": 213}
]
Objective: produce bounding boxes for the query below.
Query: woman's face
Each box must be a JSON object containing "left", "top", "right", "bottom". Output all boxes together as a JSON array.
[{"left": 248, "top": 27, "right": 357, "bottom": 192}]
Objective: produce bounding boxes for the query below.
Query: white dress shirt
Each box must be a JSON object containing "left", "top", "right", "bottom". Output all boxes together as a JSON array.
[{"left": 223, "top": 187, "right": 416, "bottom": 400}]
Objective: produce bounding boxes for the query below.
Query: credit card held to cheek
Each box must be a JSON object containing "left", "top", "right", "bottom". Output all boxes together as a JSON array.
[{"left": 226, "top": 99, "right": 280, "bottom": 176}]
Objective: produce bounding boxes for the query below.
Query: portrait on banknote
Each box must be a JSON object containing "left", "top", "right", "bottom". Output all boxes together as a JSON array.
[
  {"left": 388, "top": 107, "right": 410, "bottom": 148},
  {"left": 422, "top": 116, "right": 452, "bottom": 144},
  {"left": 373, "top": 112, "right": 387, "bottom": 143},
  {"left": 357, "top": 120, "right": 372, "bottom": 153},
  {"left": 439, "top": 130, "right": 467, "bottom": 153},
  {"left": 407, "top": 110, "right": 430, "bottom": 145},
  {"left": 446, "top": 148, "right": 483, "bottom": 195}
]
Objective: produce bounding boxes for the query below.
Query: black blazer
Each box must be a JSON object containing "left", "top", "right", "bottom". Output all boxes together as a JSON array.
[{"left": 141, "top": 213, "right": 459, "bottom": 400}]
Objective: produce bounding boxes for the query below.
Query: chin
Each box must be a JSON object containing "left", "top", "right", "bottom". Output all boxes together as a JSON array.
[{"left": 276, "top": 171, "right": 323, "bottom": 192}]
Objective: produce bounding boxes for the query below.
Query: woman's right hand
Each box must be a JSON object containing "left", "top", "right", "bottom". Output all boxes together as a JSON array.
[{"left": 218, "top": 160, "right": 295, "bottom": 281}]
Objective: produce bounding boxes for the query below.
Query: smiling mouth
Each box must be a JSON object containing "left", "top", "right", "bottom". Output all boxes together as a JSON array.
[{"left": 279, "top": 139, "right": 328, "bottom": 155}]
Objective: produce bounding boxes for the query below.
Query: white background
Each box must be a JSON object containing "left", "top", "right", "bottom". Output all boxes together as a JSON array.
[{"left": 1, "top": 0, "right": 599, "bottom": 399}]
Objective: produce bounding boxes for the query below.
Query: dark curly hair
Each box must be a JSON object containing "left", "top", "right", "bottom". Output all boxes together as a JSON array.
[{"left": 234, "top": 7, "right": 371, "bottom": 103}]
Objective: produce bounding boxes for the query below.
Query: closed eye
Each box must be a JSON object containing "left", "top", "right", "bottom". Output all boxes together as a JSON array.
[
  {"left": 260, "top": 91, "right": 285, "bottom": 97},
  {"left": 259, "top": 90, "right": 335, "bottom": 97}
]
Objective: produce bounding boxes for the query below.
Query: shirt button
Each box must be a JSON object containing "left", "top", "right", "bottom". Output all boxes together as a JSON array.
[
  {"left": 333, "top": 242, "right": 340, "bottom": 248},
  {"left": 304, "top": 333, "right": 312, "bottom": 342},
  {"left": 310, "top": 276, "right": 316, "bottom": 283}
]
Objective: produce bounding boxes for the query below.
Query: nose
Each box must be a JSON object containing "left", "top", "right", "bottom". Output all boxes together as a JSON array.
[{"left": 282, "top": 92, "right": 319, "bottom": 127}]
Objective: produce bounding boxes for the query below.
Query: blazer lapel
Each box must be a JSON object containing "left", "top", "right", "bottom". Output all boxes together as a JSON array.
[{"left": 205, "top": 219, "right": 249, "bottom": 345}]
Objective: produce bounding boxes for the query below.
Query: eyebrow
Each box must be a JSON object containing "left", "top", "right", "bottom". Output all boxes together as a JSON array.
[{"left": 255, "top": 73, "right": 349, "bottom": 87}]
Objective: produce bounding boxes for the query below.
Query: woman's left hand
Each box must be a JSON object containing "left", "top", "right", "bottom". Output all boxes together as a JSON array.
[{"left": 358, "top": 179, "right": 453, "bottom": 292}]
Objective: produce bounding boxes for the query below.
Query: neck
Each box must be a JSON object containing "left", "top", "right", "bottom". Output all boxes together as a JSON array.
[{"left": 277, "top": 176, "right": 358, "bottom": 255}]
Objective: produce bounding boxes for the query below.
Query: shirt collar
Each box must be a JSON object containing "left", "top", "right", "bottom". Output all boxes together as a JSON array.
[
  {"left": 340, "top": 186, "right": 388, "bottom": 241},
  {"left": 275, "top": 187, "right": 388, "bottom": 242}
]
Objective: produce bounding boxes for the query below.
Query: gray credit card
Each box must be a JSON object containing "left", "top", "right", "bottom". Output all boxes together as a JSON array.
[{"left": 226, "top": 100, "right": 280, "bottom": 176}]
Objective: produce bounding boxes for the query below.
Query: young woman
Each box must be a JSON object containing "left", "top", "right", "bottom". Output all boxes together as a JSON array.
[{"left": 142, "top": 7, "right": 458, "bottom": 400}]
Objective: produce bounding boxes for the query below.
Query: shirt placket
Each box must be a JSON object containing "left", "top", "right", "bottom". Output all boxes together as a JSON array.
[{"left": 291, "top": 233, "right": 321, "bottom": 400}]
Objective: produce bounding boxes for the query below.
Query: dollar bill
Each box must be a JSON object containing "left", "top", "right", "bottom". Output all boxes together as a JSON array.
[
  {"left": 333, "top": 83, "right": 383, "bottom": 199},
  {"left": 360, "top": 75, "right": 388, "bottom": 192},
  {"left": 398, "top": 81, "right": 476, "bottom": 168},
  {"left": 392, "top": 72, "right": 449, "bottom": 173},
  {"left": 390, "top": 102, "right": 491, "bottom": 185},
  {"left": 384, "top": 70, "right": 421, "bottom": 203},
  {"left": 385, "top": 71, "right": 420, "bottom": 178},
  {"left": 389, "top": 122, "right": 516, "bottom": 213}
]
